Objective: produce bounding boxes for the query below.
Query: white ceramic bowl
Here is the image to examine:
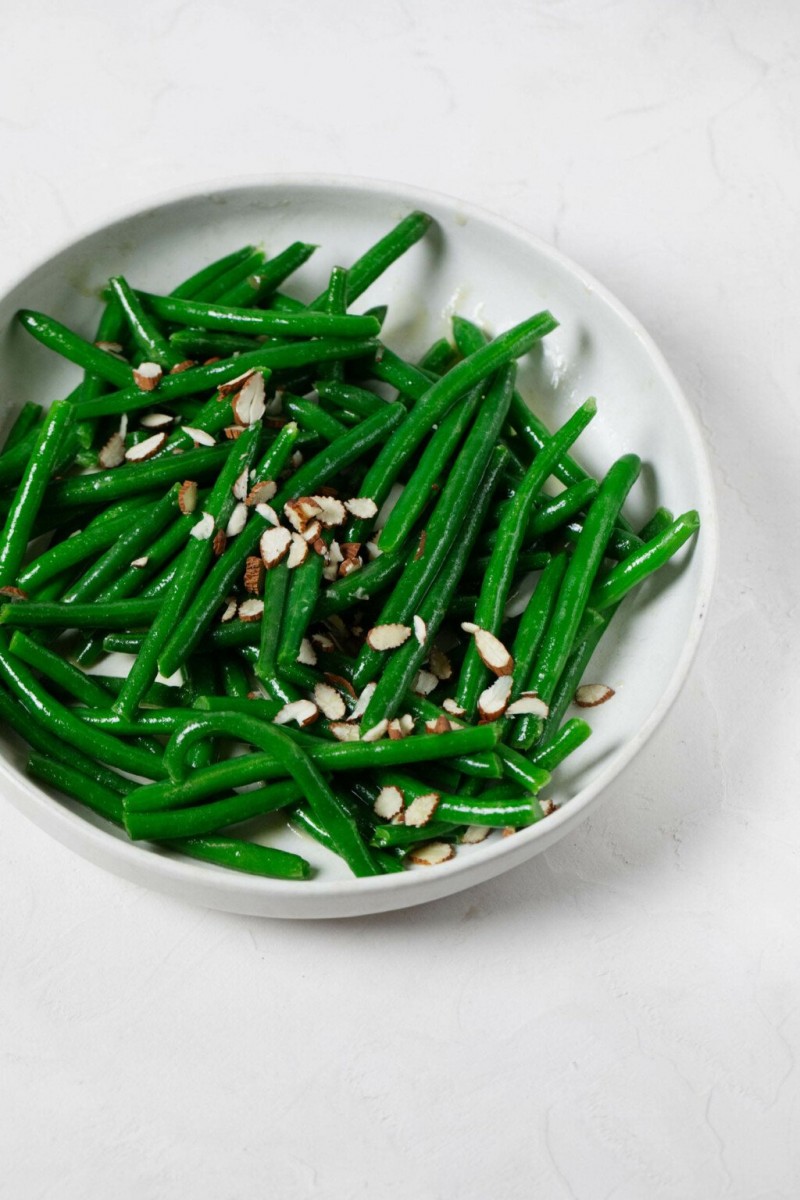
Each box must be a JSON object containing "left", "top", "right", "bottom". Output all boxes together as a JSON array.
[{"left": 0, "top": 176, "right": 717, "bottom": 918}]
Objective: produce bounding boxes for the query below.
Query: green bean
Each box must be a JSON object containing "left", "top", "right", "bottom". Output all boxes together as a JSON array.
[
  {"left": 351, "top": 370, "right": 517, "bottom": 690},
  {"left": 587, "top": 511, "right": 700, "bottom": 612},
  {"left": 0, "top": 597, "right": 161, "bottom": 630},
  {"left": 372, "top": 772, "right": 542, "bottom": 828},
  {"left": 157, "top": 405, "right": 402, "bottom": 678},
  {"left": 48, "top": 444, "right": 230, "bottom": 508},
  {"left": 494, "top": 744, "right": 550, "bottom": 794},
  {"left": 0, "top": 400, "right": 74, "bottom": 588},
  {"left": 171, "top": 244, "right": 258, "bottom": 300},
  {"left": 219, "top": 653, "right": 252, "bottom": 699},
  {"left": 169, "top": 329, "right": 262, "bottom": 358},
  {"left": 75, "top": 708, "right": 210, "bottom": 735},
  {"left": 218, "top": 242, "right": 317, "bottom": 308},
  {"left": 17, "top": 503, "right": 152, "bottom": 592},
  {"left": 416, "top": 337, "right": 456, "bottom": 376},
  {"left": 312, "top": 550, "right": 404, "bottom": 620},
  {"left": 0, "top": 633, "right": 165, "bottom": 778},
  {"left": 2, "top": 402, "right": 41, "bottom": 453},
  {"left": 489, "top": 479, "right": 600, "bottom": 547},
  {"left": 277, "top": 540, "right": 327, "bottom": 675},
  {"left": 313, "top": 379, "right": 387, "bottom": 419},
  {"left": 370, "top": 822, "right": 459, "bottom": 847},
  {"left": 108, "top": 276, "right": 183, "bottom": 370},
  {"left": 113, "top": 425, "right": 260, "bottom": 718},
  {"left": 9, "top": 631, "right": 118, "bottom": 709},
  {"left": 508, "top": 552, "right": 568, "bottom": 699},
  {"left": 160, "top": 712, "right": 379, "bottom": 876},
  {"left": 73, "top": 339, "right": 378, "bottom": 421},
  {"left": 139, "top": 291, "right": 380, "bottom": 339},
  {"left": 126, "top": 722, "right": 502, "bottom": 813},
  {"left": 89, "top": 675, "right": 185, "bottom": 708},
  {"left": 529, "top": 718, "right": 592, "bottom": 770},
  {"left": 17, "top": 310, "right": 135, "bottom": 388},
  {"left": 180, "top": 653, "right": 220, "bottom": 770},
  {"left": 637, "top": 506, "right": 674, "bottom": 543},
  {"left": 255, "top": 563, "right": 296, "bottom": 704},
  {"left": 455, "top": 399, "right": 597, "bottom": 717},
  {"left": 188, "top": 248, "right": 265, "bottom": 302},
  {"left": 360, "top": 443, "right": 508, "bottom": 726},
  {"left": 378, "top": 384, "right": 484, "bottom": 552},
  {"left": 282, "top": 395, "right": 348, "bottom": 442}
]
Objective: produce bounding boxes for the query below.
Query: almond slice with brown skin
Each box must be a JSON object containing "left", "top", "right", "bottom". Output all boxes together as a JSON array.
[
  {"left": 98, "top": 432, "right": 126, "bottom": 469},
  {"left": 238, "top": 597, "right": 264, "bottom": 622},
  {"left": 413, "top": 615, "right": 427, "bottom": 646},
  {"left": 231, "top": 372, "right": 266, "bottom": 426},
  {"left": 338, "top": 558, "right": 361, "bottom": 577},
  {"left": 505, "top": 692, "right": 550, "bottom": 718},
  {"left": 361, "top": 719, "right": 388, "bottom": 742},
  {"left": 0, "top": 586, "right": 28, "bottom": 601},
  {"left": 182, "top": 426, "right": 216, "bottom": 447},
  {"left": 399, "top": 713, "right": 415, "bottom": 735},
  {"left": 140, "top": 412, "right": 173, "bottom": 429},
  {"left": 287, "top": 532, "right": 309, "bottom": 569},
  {"left": 246, "top": 480, "right": 277, "bottom": 507},
  {"left": 255, "top": 503, "right": 280, "bottom": 527},
  {"left": 170, "top": 359, "right": 196, "bottom": 374},
  {"left": 284, "top": 498, "right": 322, "bottom": 532},
  {"left": 132, "top": 362, "right": 162, "bottom": 391},
  {"left": 461, "top": 825, "right": 490, "bottom": 845},
  {"left": 367, "top": 623, "right": 411, "bottom": 651},
  {"left": 424, "top": 716, "right": 452, "bottom": 735},
  {"left": 297, "top": 638, "right": 317, "bottom": 667},
  {"left": 477, "top": 674, "right": 513, "bottom": 720},
  {"left": 95, "top": 340, "right": 124, "bottom": 355},
  {"left": 330, "top": 721, "right": 360, "bottom": 742},
  {"left": 409, "top": 841, "right": 454, "bottom": 867},
  {"left": 232, "top": 468, "right": 249, "bottom": 501},
  {"left": 313, "top": 682, "right": 346, "bottom": 721},
  {"left": 387, "top": 719, "right": 405, "bottom": 740},
  {"left": 189, "top": 511, "right": 215, "bottom": 541},
  {"left": 243, "top": 557, "right": 265, "bottom": 595},
  {"left": 344, "top": 497, "right": 378, "bottom": 519},
  {"left": 178, "top": 480, "right": 198, "bottom": 514},
  {"left": 404, "top": 792, "right": 440, "bottom": 827},
  {"left": 429, "top": 646, "right": 453, "bottom": 681},
  {"left": 575, "top": 683, "right": 615, "bottom": 707},
  {"left": 312, "top": 495, "right": 346, "bottom": 527},
  {"left": 130, "top": 556, "right": 149, "bottom": 569},
  {"left": 412, "top": 669, "right": 438, "bottom": 696},
  {"left": 311, "top": 632, "right": 335, "bottom": 654},
  {"left": 365, "top": 541, "right": 382, "bottom": 560},
  {"left": 217, "top": 368, "right": 258, "bottom": 397},
  {"left": 259, "top": 526, "right": 292, "bottom": 568},
  {"left": 374, "top": 785, "right": 404, "bottom": 820},
  {"left": 212, "top": 528, "right": 227, "bottom": 556},
  {"left": 221, "top": 596, "right": 238, "bottom": 622},
  {"left": 273, "top": 699, "right": 318, "bottom": 727},
  {"left": 348, "top": 681, "right": 377, "bottom": 722},
  {"left": 324, "top": 672, "right": 357, "bottom": 700},
  {"left": 462, "top": 624, "right": 514, "bottom": 676},
  {"left": 442, "top": 698, "right": 467, "bottom": 718},
  {"left": 540, "top": 798, "right": 557, "bottom": 816},
  {"left": 125, "top": 432, "right": 167, "bottom": 462},
  {"left": 225, "top": 503, "right": 248, "bottom": 538}
]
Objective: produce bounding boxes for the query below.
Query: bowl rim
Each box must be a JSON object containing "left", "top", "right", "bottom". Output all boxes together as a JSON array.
[{"left": 0, "top": 172, "right": 719, "bottom": 910}]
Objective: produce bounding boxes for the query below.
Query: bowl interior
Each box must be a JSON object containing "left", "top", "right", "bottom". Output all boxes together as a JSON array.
[{"left": 0, "top": 178, "right": 716, "bottom": 917}]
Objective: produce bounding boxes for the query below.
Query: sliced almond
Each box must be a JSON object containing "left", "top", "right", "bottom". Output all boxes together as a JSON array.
[
  {"left": 284, "top": 497, "right": 322, "bottom": 532},
  {"left": 414, "top": 529, "right": 427, "bottom": 560},
  {"left": 125, "top": 431, "right": 167, "bottom": 462},
  {"left": 303, "top": 519, "right": 323, "bottom": 544},
  {"left": 98, "top": 432, "right": 126, "bottom": 469},
  {"left": 463, "top": 625, "right": 514, "bottom": 677},
  {"left": 477, "top": 674, "right": 513, "bottom": 720},
  {"left": 361, "top": 719, "right": 388, "bottom": 742},
  {"left": 461, "top": 825, "right": 491, "bottom": 845},
  {"left": 243, "top": 556, "right": 265, "bottom": 595},
  {"left": 339, "top": 542, "right": 361, "bottom": 560},
  {"left": 232, "top": 468, "right": 249, "bottom": 501},
  {"left": 130, "top": 556, "right": 149, "bottom": 569},
  {"left": 178, "top": 480, "right": 198, "bottom": 514},
  {"left": 338, "top": 559, "right": 361, "bottom": 577},
  {"left": 259, "top": 526, "right": 292, "bottom": 568},
  {"left": 255, "top": 503, "right": 280, "bottom": 527},
  {"left": 324, "top": 672, "right": 357, "bottom": 700},
  {"left": 312, "top": 495, "right": 346, "bottom": 527},
  {"left": 311, "top": 632, "right": 336, "bottom": 654},
  {"left": 409, "top": 841, "right": 454, "bottom": 867},
  {"left": 413, "top": 615, "right": 427, "bottom": 646},
  {"left": 231, "top": 372, "right": 266, "bottom": 426},
  {"left": 442, "top": 698, "right": 467, "bottom": 718},
  {"left": 189, "top": 511, "right": 215, "bottom": 541},
  {"left": 217, "top": 368, "right": 259, "bottom": 398},
  {"left": 132, "top": 362, "right": 162, "bottom": 391},
  {"left": 425, "top": 715, "right": 452, "bottom": 735},
  {"left": 221, "top": 596, "right": 238, "bottom": 622},
  {"left": 429, "top": 646, "right": 452, "bottom": 681},
  {"left": 575, "top": 683, "right": 615, "bottom": 708},
  {"left": 297, "top": 637, "right": 317, "bottom": 667},
  {"left": 387, "top": 719, "right": 405, "bottom": 741},
  {"left": 374, "top": 786, "right": 404, "bottom": 820},
  {"left": 328, "top": 541, "right": 344, "bottom": 565},
  {"left": 330, "top": 721, "right": 360, "bottom": 742},
  {"left": 0, "top": 586, "right": 28, "bottom": 601},
  {"left": 245, "top": 480, "right": 277, "bottom": 506},
  {"left": 506, "top": 692, "right": 550, "bottom": 718},
  {"left": 170, "top": 359, "right": 196, "bottom": 374},
  {"left": 344, "top": 497, "right": 378, "bottom": 519},
  {"left": 365, "top": 541, "right": 382, "bottom": 560},
  {"left": 348, "top": 681, "right": 377, "bottom": 722},
  {"left": 238, "top": 597, "right": 264, "bottom": 622},
  {"left": 224, "top": 425, "right": 245, "bottom": 440},
  {"left": 412, "top": 669, "right": 438, "bottom": 696},
  {"left": 405, "top": 792, "right": 440, "bottom": 827},
  {"left": 95, "top": 339, "right": 124, "bottom": 355},
  {"left": 367, "top": 623, "right": 411, "bottom": 652},
  {"left": 287, "top": 532, "right": 309, "bottom": 569},
  {"left": 399, "top": 713, "right": 415, "bottom": 735},
  {"left": 212, "top": 528, "right": 227, "bottom": 556},
  {"left": 291, "top": 451, "right": 304, "bottom": 470},
  {"left": 140, "top": 412, "right": 173, "bottom": 429},
  {"left": 313, "top": 682, "right": 346, "bottom": 721},
  {"left": 182, "top": 426, "right": 216, "bottom": 447},
  {"left": 540, "top": 798, "right": 558, "bottom": 816},
  {"left": 273, "top": 699, "right": 318, "bottom": 728},
  {"left": 225, "top": 503, "right": 248, "bottom": 538}
]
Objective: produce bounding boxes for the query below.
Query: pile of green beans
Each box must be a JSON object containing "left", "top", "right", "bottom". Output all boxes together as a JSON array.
[{"left": 0, "top": 212, "right": 700, "bottom": 884}]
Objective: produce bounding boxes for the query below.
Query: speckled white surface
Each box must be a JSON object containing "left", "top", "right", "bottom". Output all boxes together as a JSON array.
[{"left": 0, "top": 2, "right": 798, "bottom": 1197}]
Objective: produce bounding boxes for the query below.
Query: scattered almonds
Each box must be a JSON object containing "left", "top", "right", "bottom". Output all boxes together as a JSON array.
[
  {"left": 405, "top": 792, "right": 440, "bottom": 827},
  {"left": 140, "top": 412, "right": 173, "bottom": 429},
  {"left": 189, "top": 511, "right": 215, "bottom": 541},
  {"left": 413, "top": 615, "right": 427, "bottom": 646},
  {"left": 412, "top": 669, "right": 438, "bottom": 696},
  {"left": 506, "top": 692, "right": 550, "bottom": 718},
  {"left": 425, "top": 716, "right": 452, "bottom": 735},
  {"left": 429, "top": 646, "right": 452, "bottom": 680},
  {"left": 255, "top": 503, "right": 280, "bottom": 527},
  {"left": 259, "top": 526, "right": 292, "bottom": 568},
  {"left": 273, "top": 699, "right": 319, "bottom": 727},
  {"left": 462, "top": 624, "right": 514, "bottom": 676},
  {"left": 361, "top": 719, "right": 388, "bottom": 742},
  {"left": 330, "top": 721, "right": 360, "bottom": 742},
  {"left": 212, "top": 528, "right": 227, "bottom": 556},
  {"left": 399, "top": 713, "right": 415, "bottom": 735},
  {"left": 313, "top": 682, "right": 346, "bottom": 721},
  {"left": 442, "top": 698, "right": 467, "bottom": 717},
  {"left": 95, "top": 340, "right": 123, "bottom": 355},
  {"left": 540, "top": 798, "right": 558, "bottom": 816},
  {"left": 287, "top": 532, "right": 309, "bottom": 569},
  {"left": 132, "top": 362, "right": 162, "bottom": 391},
  {"left": 344, "top": 497, "right": 378, "bottom": 519},
  {"left": 324, "top": 672, "right": 357, "bottom": 699},
  {"left": 221, "top": 596, "right": 238, "bottom": 622},
  {"left": 348, "top": 681, "right": 377, "bottom": 722},
  {"left": 409, "top": 841, "right": 454, "bottom": 867},
  {"left": 231, "top": 372, "right": 266, "bottom": 426},
  {"left": 98, "top": 432, "right": 126, "bottom": 469},
  {"left": 365, "top": 541, "right": 382, "bottom": 560},
  {"left": 182, "top": 426, "right": 216, "bottom": 447},
  {"left": 297, "top": 638, "right": 317, "bottom": 666},
  {"left": 575, "top": 683, "right": 615, "bottom": 707},
  {"left": 170, "top": 359, "right": 196, "bottom": 374},
  {"left": 312, "top": 495, "right": 346, "bottom": 527},
  {"left": 0, "top": 586, "right": 28, "bottom": 601},
  {"left": 125, "top": 431, "right": 167, "bottom": 462},
  {"left": 243, "top": 556, "right": 265, "bottom": 595},
  {"left": 374, "top": 786, "right": 404, "bottom": 820},
  {"left": 338, "top": 558, "right": 361, "bottom": 577},
  {"left": 130, "top": 556, "right": 149, "bottom": 569},
  {"left": 217, "top": 368, "right": 259, "bottom": 398},
  {"left": 285, "top": 497, "right": 322, "bottom": 532},
  {"left": 246, "top": 480, "right": 277, "bottom": 506},
  {"left": 238, "top": 597, "right": 264, "bottom": 622},
  {"left": 461, "top": 826, "right": 491, "bottom": 845},
  {"left": 367, "top": 623, "right": 412, "bottom": 651},
  {"left": 223, "top": 425, "right": 245, "bottom": 439},
  {"left": 414, "top": 529, "right": 427, "bottom": 560},
  {"left": 232, "top": 468, "right": 249, "bottom": 501},
  {"left": 178, "top": 481, "right": 198, "bottom": 514},
  {"left": 311, "top": 632, "right": 335, "bottom": 654},
  {"left": 225, "top": 503, "right": 248, "bottom": 538},
  {"left": 477, "top": 674, "right": 513, "bottom": 720}
]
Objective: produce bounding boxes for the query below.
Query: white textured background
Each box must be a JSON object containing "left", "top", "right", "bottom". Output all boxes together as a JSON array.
[{"left": 1, "top": 2, "right": 799, "bottom": 1198}]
